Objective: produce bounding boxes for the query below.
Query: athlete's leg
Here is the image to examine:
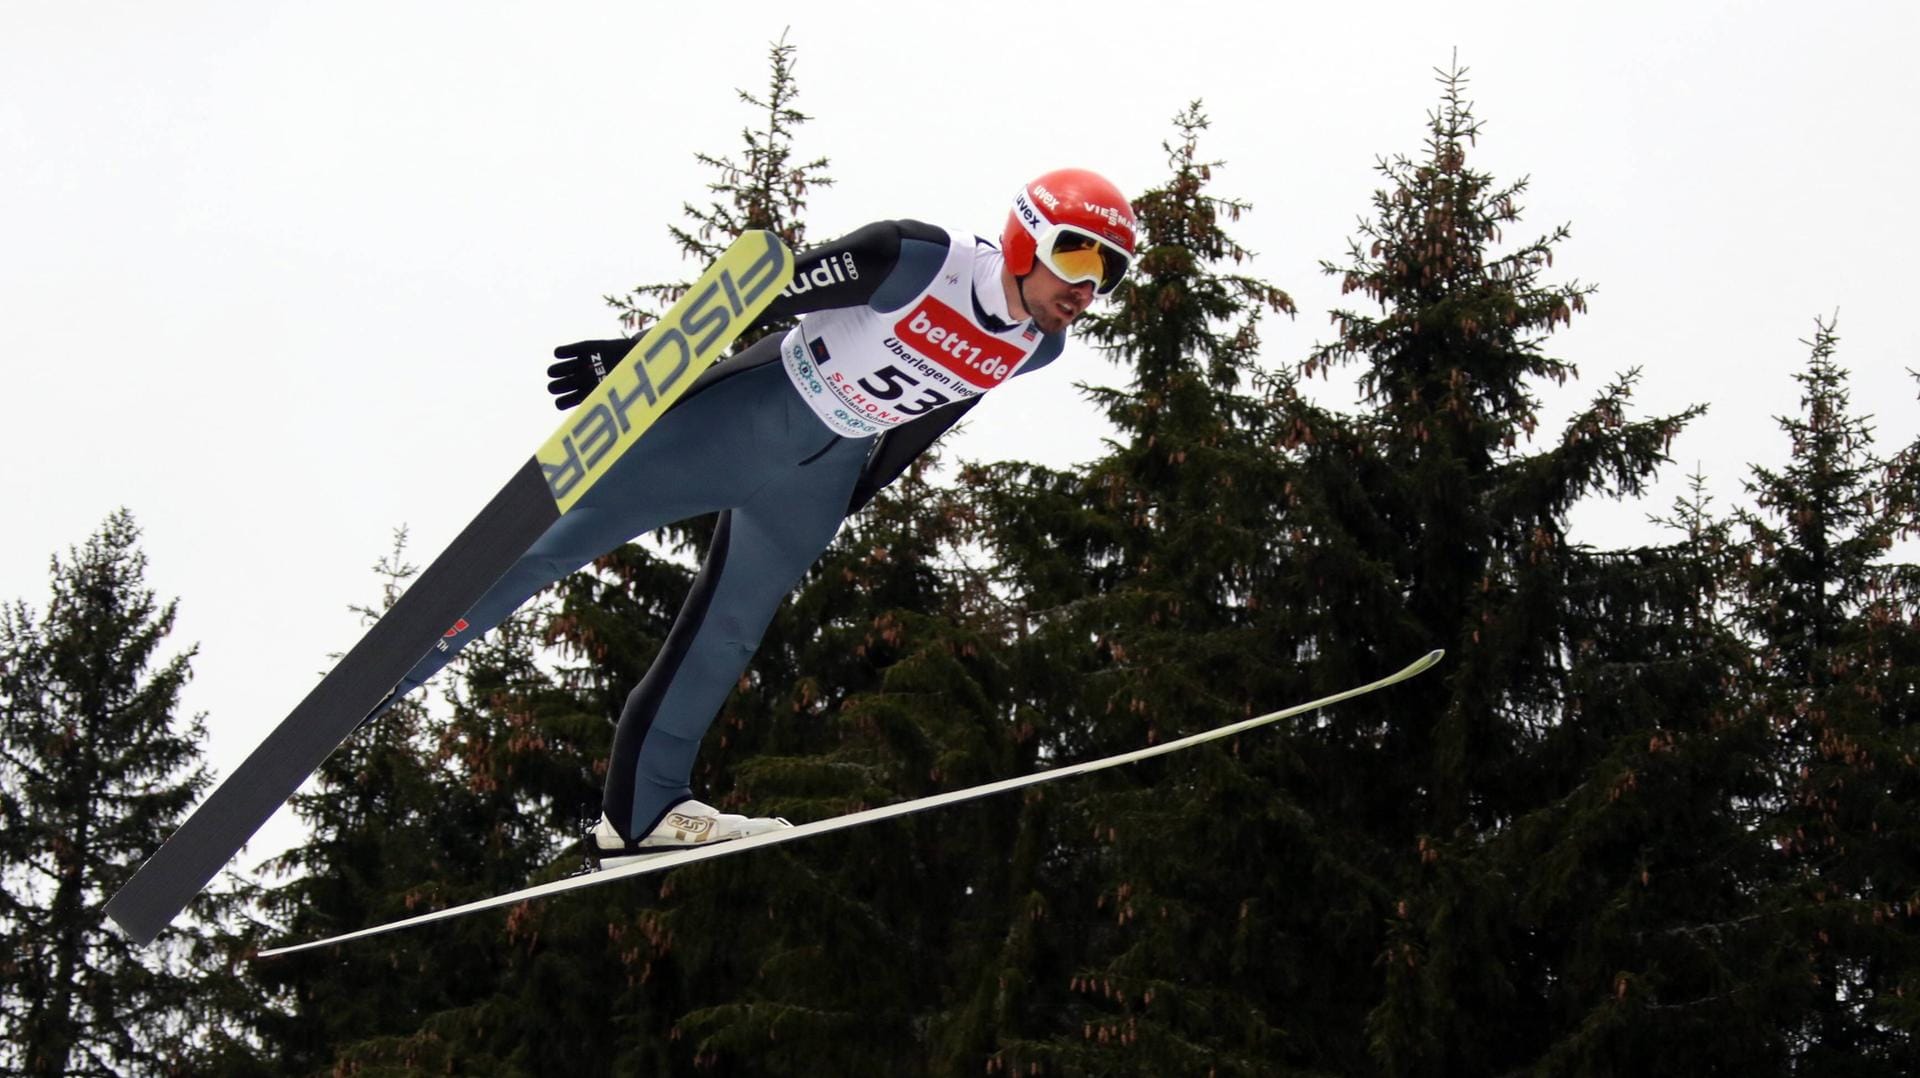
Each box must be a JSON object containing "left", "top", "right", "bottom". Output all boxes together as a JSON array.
[{"left": 603, "top": 433, "right": 870, "bottom": 836}]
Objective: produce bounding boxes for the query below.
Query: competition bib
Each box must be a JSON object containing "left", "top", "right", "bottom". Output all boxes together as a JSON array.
[{"left": 780, "top": 228, "right": 1042, "bottom": 438}]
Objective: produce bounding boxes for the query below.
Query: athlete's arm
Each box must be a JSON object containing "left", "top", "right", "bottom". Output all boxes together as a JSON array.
[
  {"left": 758, "top": 219, "right": 948, "bottom": 320},
  {"left": 544, "top": 221, "right": 950, "bottom": 410}
]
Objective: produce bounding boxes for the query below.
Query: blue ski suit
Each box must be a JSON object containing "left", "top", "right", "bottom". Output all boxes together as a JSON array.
[{"left": 390, "top": 220, "right": 1067, "bottom": 838}]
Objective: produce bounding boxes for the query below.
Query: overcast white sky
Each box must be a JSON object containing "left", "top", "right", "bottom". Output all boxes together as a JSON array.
[{"left": 4, "top": 0, "right": 1915, "bottom": 867}]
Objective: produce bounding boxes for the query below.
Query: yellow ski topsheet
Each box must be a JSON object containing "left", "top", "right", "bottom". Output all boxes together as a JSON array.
[{"left": 536, "top": 231, "right": 793, "bottom": 513}]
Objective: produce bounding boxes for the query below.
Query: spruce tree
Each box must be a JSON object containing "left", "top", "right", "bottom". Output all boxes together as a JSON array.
[
  {"left": 0, "top": 511, "right": 213, "bottom": 1075},
  {"left": 607, "top": 28, "right": 831, "bottom": 347},
  {"left": 958, "top": 103, "right": 1305, "bottom": 1076},
  {"left": 1734, "top": 317, "right": 1920, "bottom": 1075},
  {"left": 1252, "top": 62, "right": 1710, "bottom": 1076}
]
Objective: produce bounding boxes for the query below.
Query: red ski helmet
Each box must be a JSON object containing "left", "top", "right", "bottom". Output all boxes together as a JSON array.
[{"left": 1002, "top": 168, "right": 1137, "bottom": 294}]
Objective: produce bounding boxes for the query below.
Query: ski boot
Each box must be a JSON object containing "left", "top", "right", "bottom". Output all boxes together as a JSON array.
[{"left": 583, "top": 799, "right": 792, "bottom": 871}]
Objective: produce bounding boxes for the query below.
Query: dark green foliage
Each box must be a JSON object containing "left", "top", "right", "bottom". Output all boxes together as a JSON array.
[
  {"left": 0, "top": 511, "right": 214, "bottom": 1075},
  {"left": 1499, "top": 481, "right": 1801, "bottom": 1077},
  {"left": 1732, "top": 318, "right": 1920, "bottom": 1074},
  {"left": 1264, "top": 64, "right": 1784, "bottom": 1077}
]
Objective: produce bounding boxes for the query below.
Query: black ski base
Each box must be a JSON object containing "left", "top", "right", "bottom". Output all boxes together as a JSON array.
[{"left": 105, "top": 459, "right": 559, "bottom": 944}]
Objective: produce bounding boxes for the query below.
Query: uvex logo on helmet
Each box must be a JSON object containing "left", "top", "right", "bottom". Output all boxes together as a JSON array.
[
  {"left": 1013, "top": 190, "right": 1045, "bottom": 232},
  {"left": 1001, "top": 167, "right": 1137, "bottom": 277}
]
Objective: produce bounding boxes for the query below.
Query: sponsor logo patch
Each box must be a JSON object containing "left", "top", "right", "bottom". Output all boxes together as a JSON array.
[
  {"left": 1013, "top": 191, "right": 1044, "bottom": 233},
  {"left": 665, "top": 812, "right": 715, "bottom": 838},
  {"left": 435, "top": 618, "right": 472, "bottom": 653},
  {"left": 1081, "top": 200, "right": 1135, "bottom": 234},
  {"left": 781, "top": 252, "right": 861, "bottom": 298},
  {"left": 892, "top": 297, "right": 1025, "bottom": 389}
]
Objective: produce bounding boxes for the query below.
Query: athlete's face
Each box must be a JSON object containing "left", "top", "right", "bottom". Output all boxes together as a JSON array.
[{"left": 1015, "top": 260, "right": 1098, "bottom": 334}]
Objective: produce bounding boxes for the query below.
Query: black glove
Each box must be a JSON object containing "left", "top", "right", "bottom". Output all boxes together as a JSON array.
[{"left": 547, "top": 338, "right": 631, "bottom": 410}]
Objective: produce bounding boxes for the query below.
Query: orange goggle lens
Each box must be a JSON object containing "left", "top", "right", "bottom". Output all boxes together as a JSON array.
[{"left": 1040, "top": 229, "right": 1132, "bottom": 294}]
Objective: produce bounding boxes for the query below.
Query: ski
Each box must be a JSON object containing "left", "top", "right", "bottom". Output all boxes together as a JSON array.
[
  {"left": 256, "top": 649, "right": 1444, "bottom": 958},
  {"left": 105, "top": 231, "right": 794, "bottom": 945}
]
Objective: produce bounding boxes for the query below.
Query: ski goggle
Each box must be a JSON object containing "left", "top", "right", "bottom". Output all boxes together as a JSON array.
[{"left": 1035, "top": 224, "right": 1134, "bottom": 295}]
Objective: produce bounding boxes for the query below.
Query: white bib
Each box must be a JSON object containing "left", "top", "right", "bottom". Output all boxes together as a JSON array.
[{"left": 779, "top": 228, "right": 1043, "bottom": 438}]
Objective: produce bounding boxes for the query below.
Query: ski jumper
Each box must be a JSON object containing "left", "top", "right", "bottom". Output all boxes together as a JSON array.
[{"left": 385, "top": 221, "right": 1066, "bottom": 838}]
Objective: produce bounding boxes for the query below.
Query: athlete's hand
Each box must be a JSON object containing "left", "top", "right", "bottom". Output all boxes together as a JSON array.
[{"left": 547, "top": 338, "right": 630, "bottom": 410}]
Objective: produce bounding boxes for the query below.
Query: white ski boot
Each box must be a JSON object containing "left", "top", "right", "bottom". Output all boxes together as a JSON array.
[{"left": 587, "top": 799, "right": 792, "bottom": 870}]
